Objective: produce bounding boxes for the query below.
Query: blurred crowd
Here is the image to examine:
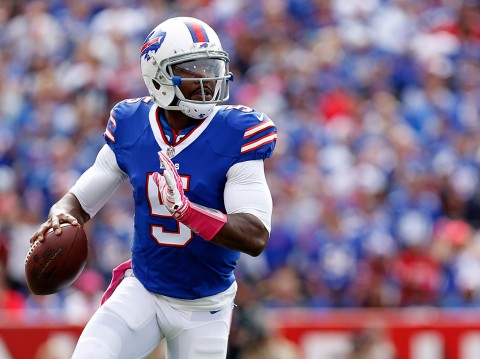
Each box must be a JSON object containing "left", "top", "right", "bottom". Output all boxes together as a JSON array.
[{"left": 0, "top": 0, "right": 480, "bottom": 356}]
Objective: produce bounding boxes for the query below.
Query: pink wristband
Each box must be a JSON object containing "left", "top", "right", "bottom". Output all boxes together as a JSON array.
[{"left": 179, "top": 202, "right": 227, "bottom": 241}]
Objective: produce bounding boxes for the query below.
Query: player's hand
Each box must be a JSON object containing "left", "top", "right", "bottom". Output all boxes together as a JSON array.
[
  {"left": 153, "top": 150, "right": 227, "bottom": 241},
  {"left": 153, "top": 151, "right": 189, "bottom": 219},
  {"left": 29, "top": 214, "right": 79, "bottom": 245}
]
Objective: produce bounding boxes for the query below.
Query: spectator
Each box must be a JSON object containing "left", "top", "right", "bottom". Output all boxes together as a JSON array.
[
  {"left": 0, "top": 0, "right": 478, "bottom": 345},
  {"left": 346, "top": 325, "right": 397, "bottom": 359}
]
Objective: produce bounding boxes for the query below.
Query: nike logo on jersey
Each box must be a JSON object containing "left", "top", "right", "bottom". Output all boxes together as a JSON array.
[{"left": 255, "top": 113, "right": 265, "bottom": 122}]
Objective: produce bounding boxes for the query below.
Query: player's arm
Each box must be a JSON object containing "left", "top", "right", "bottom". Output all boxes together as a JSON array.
[
  {"left": 212, "top": 214, "right": 268, "bottom": 257},
  {"left": 29, "top": 145, "right": 128, "bottom": 244},
  {"left": 211, "top": 160, "right": 271, "bottom": 256},
  {"left": 154, "top": 152, "right": 272, "bottom": 257}
]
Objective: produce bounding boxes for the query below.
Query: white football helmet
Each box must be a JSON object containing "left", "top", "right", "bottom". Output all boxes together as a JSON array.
[{"left": 140, "top": 17, "right": 233, "bottom": 119}]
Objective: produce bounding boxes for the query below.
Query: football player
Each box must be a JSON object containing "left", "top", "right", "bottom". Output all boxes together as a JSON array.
[{"left": 29, "top": 16, "right": 277, "bottom": 359}]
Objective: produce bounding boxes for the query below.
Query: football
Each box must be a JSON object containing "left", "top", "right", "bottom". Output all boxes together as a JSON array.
[{"left": 25, "top": 223, "right": 88, "bottom": 295}]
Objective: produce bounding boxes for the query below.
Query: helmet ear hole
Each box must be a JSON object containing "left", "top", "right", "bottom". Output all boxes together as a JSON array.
[{"left": 152, "top": 80, "right": 161, "bottom": 90}]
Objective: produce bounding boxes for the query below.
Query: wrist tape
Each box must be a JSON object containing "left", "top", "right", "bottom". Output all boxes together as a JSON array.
[{"left": 177, "top": 201, "right": 227, "bottom": 241}]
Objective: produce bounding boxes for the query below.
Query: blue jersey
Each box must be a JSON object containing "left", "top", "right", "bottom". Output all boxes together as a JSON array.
[{"left": 104, "top": 97, "right": 277, "bottom": 299}]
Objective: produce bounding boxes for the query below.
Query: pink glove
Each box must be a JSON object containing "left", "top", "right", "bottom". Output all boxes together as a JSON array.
[
  {"left": 154, "top": 151, "right": 189, "bottom": 220},
  {"left": 153, "top": 151, "right": 227, "bottom": 241}
]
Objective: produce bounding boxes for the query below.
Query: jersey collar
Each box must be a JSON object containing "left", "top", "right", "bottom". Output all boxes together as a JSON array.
[{"left": 148, "top": 104, "right": 218, "bottom": 158}]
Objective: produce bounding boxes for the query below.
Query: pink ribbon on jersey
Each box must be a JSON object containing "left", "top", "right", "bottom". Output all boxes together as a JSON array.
[{"left": 100, "top": 259, "right": 132, "bottom": 305}]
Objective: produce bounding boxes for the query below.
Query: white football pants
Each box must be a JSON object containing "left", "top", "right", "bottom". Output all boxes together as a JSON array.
[{"left": 71, "top": 273, "right": 234, "bottom": 359}]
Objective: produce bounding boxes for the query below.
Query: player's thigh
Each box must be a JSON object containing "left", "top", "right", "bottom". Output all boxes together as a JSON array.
[
  {"left": 72, "top": 275, "right": 163, "bottom": 359},
  {"left": 166, "top": 305, "right": 233, "bottom": 359}
]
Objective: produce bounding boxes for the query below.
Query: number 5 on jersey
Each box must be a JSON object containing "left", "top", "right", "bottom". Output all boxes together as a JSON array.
[{"left": 146, "top": 173, "right": 193, "bottom": 246}]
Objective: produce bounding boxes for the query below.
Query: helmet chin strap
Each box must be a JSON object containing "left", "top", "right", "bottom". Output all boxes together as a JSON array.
[
  {"left": 178, "top": 100, "right": 215, "bottom": 120},
  {"left": 152, "top": 95, "right": 214, "bottom": 120}
]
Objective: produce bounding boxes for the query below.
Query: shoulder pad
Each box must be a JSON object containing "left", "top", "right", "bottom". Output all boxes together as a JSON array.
[
  {"left": 213, "top": 105, "right": 277, "bottom": 161},
  {"left": 104, "top": 97, "right": 153, "bottom": 148}
]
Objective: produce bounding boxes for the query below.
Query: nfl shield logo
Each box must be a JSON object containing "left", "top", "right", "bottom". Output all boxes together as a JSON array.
[{"left": 167, "top": 147, "right": 175, "bottom": 158}]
